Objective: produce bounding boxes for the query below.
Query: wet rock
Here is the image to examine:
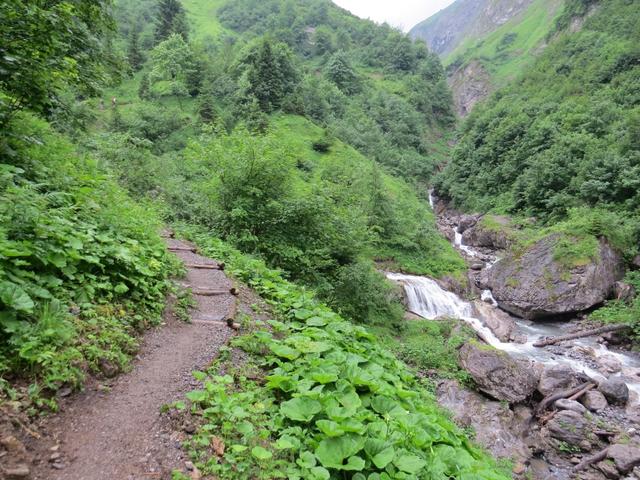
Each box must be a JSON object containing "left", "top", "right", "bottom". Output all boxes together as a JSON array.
[
  {"left": 582, "top": 390, "right": 609, "bottom": 412},
  {"left": 473, "top": 301, "right": 516, "bottom": 342},
  {"left": 596, "top": 460, "right": 621, "bottom": 479},
  {"left": 470, "top": 262, "right": 484, "bottom": 271},
  {"left": 538, "top": 364, "right": 580, "bottom": 396},
  {"left": 547, "top": 410, "right": 591, "bottom": 445},
  {"left": 598, "top": 355, "right": 623, "bottom": 374},
  {"left": 3, "top": 465, "right": 30, "bottom": 479},
  {"left": 554, "top": 399, "right": 587, "bottom": 414},
  {"left": 458, "top": 341, "right": 538, "bottom": 402},
  {"left": 608, "top": 444, "right": 640, "bottom": 474},
  {"left": 436, "top": 380, "right": 533, "bottom": 462},
  {"left": 486, "top": 234, "right": 624, "bottom": 320},
  {"left": 457, "top": 215, "right": 478, "bottom": 233},
  {"left": 599, "top": 378, "right": 629, "bottom": 405},
  {"left": 462, "top": 215, "right": 513, "bottom": 250},
  {"left": 614, "top": 281, "right": 635, "bottom": 302}
]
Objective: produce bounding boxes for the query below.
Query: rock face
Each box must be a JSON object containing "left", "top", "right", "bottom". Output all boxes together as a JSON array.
[
  {"left": 537, "top": 364, "right": 580, "bottom": 396},
  {"left": 485, "top": 234, "right": 624, "bottom": 320},
  {"left": 608, "top": 444, "right": 640, "bottom": 473},
  {"left": 462, "top": 215, "right": 513, "bottom": 250},
  {"left": 598, "top": 377, "right": 629, "bottom": 405},
  {"left": 436, "top": 380, "right": 534, "bottom": 462},
  {"left": 546, "top": 410, "right": 591, "bottom": 445},
  {"left": 458, "top": 341, "right": 537, "bottom": 402},
  {"left": 448, "top": 60, "right": 491, "bottom": 117}
]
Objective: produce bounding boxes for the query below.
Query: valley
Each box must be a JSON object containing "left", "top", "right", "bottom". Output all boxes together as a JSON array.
[{"left": 0, "top": 0, "right": 639, "bottom": 479}]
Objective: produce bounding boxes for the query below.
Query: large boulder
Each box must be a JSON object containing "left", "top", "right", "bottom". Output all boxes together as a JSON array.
[
  {"left": 581, "top": 390, "right": 608, "bottom": 412},
  {"left": 485, "top": 234, "right": 624, "bottom": 320},
  {"left": 537, "top": 364, "right": 580, "bottom": 396},
  {"left": 546, "top": 410, "right": 591, "bottom": 446},
  {"left": 458, "top": 341, "right": 538, "bottom": 402},
  {"left": 473, "top": 301, "right": 517, "bottom": 342},
  {"left": 462, "top": 215, "right": 514, "bottom": 250},
  {"left": 608, "top": 444, "right": 640, "bottom": 474},
  {"left": 436, "top": 380, "right": 534, "bottom": 463},
  {"left": 598, "top": 377, "right": 629, "bottom": 405}
]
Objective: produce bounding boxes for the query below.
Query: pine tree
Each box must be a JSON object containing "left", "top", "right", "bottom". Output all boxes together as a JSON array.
[
  {"left": 127, "top": 28, "right": 144, "bottom": 71},
  {"left": 138, "top": 73, "right": 151, "bottom": 100},
  {"left": 324, "top": 51, "right": 360, "bottom": 94},
  {"left": 155, "top": 0, "right": 188, "bottom": 44}
]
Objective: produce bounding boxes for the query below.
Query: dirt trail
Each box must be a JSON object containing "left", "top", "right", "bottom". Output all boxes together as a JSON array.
[{"left": 31, "top": 236, "right": 237, "bottom": 480}]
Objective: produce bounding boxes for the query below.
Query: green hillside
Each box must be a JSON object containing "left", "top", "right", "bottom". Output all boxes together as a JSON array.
[
  {"left": 435, "top": 0, "right": 640, "bottom": 333},
  {"left": 445, "top": 0, "right": 564, "bottom": 87}
]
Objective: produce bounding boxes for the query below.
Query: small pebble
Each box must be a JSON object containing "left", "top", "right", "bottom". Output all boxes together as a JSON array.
[{"left": 185, "top": 461, "right": 195, "bottom": 471}]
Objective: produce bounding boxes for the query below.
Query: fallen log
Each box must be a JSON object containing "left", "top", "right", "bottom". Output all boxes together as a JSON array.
[
  {"left": 536, "top": 382, "right": 595, "bottom": 416},
  {"left": 533, "top": 324, "right": 629, "bottom": 347},
  {"left": 574, "top": 447, "right": 609, "bottom": 472},
  {"left": 568, "top": 383, "right": 595, "bottom": 401}
]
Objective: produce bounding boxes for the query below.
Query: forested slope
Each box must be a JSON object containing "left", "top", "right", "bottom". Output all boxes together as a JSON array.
[{"left": 435, "top": 0, "right": 640, "bottom": 332}]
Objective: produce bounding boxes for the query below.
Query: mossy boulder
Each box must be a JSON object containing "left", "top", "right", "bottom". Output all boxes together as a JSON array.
[{"left": 485, "top": 233, "right": 624, "bottom": 320}]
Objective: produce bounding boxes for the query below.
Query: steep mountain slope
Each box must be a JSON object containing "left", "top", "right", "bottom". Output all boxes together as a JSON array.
[{"left": 410, "top": 0, "right": 564, "bottom": 115}]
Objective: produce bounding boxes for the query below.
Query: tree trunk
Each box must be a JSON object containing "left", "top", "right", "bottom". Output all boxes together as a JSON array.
[{"left": 533, "top": 324, "right": 629, "bottom": 347}]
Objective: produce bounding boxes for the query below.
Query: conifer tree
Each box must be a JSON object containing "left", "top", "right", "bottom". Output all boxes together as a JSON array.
[
  {"left": 127, "top": 28, "right": 144, "bottom": 71},
  {"left": 155, "top": 0, "right": 188, "bottom": 44},
  {"left": 138, "top": 73, "right": 151, "bottom": 100}
]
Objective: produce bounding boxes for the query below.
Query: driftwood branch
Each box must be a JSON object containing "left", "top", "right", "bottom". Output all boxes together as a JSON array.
[
  {"left": 574, "top": 447, "right": 609, "bottom": 472},
  {"left": 568, "top": 383, "right": 595, "bottom": 401},
  {"left": 533, "top": 324, "right": 629, "bottom": 347},
  {"left": 535, "top": 382, "right": 595, "bottom": 416}
]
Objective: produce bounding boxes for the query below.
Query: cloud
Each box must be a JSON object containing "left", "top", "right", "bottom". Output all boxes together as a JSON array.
[{"left": 332, "top": 0, "right": 457, "bottom": 32}]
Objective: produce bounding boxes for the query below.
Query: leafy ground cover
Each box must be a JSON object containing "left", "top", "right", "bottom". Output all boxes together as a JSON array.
[
  {"left": 0, "top": 114, "right": 179, "bottom": 410},
  {"left": 172, "top": 225, "right": 509, "bottom": 480}
]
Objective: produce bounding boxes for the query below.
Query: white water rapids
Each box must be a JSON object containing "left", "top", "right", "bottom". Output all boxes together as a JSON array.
[{"left": 387, "top": 215, "right": 640, "bottom": 402}]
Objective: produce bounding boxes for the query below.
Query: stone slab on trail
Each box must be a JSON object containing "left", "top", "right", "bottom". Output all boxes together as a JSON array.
[{"left": 31, "top": 237, "right": 238, "bottom": 480}]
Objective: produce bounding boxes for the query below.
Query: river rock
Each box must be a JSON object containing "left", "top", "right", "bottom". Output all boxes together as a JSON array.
[
  {"left": 3, "top": 465, "right": 30, "bottom": 479},
  {"left": 462, "top": 215, "right": 513, "bottom": 250},
  {"left": 608, "top": 444, "right": 640, "bottom": 473},
  {"left": 486, "top": 234, "right": 624, "bottom": 320},
  {"left": 596, "top": 460, "right": 621, "bottom": 480},
  {"left": 436, "top": 380, "right": 533, "bottom": 462},
  {"left": 581, "top": 390, "right": 608, "bottom": 412},
  {"left": 457, "top": 214, "right": 478, "bottom": 233},
  {"left": 598, "top": 377, "right": 629, "bottom": 405},
  {"left": 473, "top": 301, "right": 516, "bottom": 342},
  {"left": 554, "top": 399, "right": 587, "bottom": 414},
  {"left": 547, "top": 410, "right": 591, "bottom": 446},
  {"left": 597, "top": 354, "right": 623, "bottom": 374},
  {"left": 458, "top": 341, "right": 538, "bottom": 402},
  {"left": 632, "top": 255, "right": 640, "bottom": 270},
  {"left": 538, "top": 364, "right": 580, "bottom": 396}
]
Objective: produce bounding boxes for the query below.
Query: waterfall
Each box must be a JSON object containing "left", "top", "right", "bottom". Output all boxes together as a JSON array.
[
  {"left": 453, "top": 228, "right": 478, "bottom": 257},
  {"left": 386, "top": 273, "right": 517, "bottom": 350}
]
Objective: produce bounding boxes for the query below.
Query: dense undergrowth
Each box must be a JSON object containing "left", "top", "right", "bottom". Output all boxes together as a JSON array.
[
  {"left": 172, "top": 226, "right": 509, "bottom": 480},
  {"left": 0, "top": 115, "right": 177, "bottom": 408}
]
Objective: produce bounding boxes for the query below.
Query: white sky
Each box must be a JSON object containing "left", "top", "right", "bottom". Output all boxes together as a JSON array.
[{"left": 332, "top": 0, "right": 457, "bottom": 32}]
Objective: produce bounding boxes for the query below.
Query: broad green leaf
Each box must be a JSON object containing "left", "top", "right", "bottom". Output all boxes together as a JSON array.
[
  {"left": 394, "top": 454, "right": 426, "bottom": 474},
  {"left": 269, "top": 343, "right": 300, "bottom": 360},
  {"left": 296, "top": 450, "right": 316, "bottom": 468},
  {"left": 342, "top": 455, "right": 365, "bottom": 471},
  {"left": 364, "top": 439, "right": 395, "bottom": 469},
  {"left": 309, "top": 466, "right": 330, "bottom": 480},
  {"left": 316, "top": 419, "right": 344, "bottom": 437},
  {"left": 280, "top": 397, "right": 322, "bottom": 422},
  {"left": 251, "top": 446, "right": 272, "bottom": 460},
  {"left": 306, "top": 316, "right": 327, "bottom": 326},
  {"left": 0, "top": 282, "right": 34, "bottom": 313},
  {"left": 315, "top": 434, "right": 365, "bottom": 469},
  {"left": 185, "top": 390, "right": 207, "bottom": 403}
]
